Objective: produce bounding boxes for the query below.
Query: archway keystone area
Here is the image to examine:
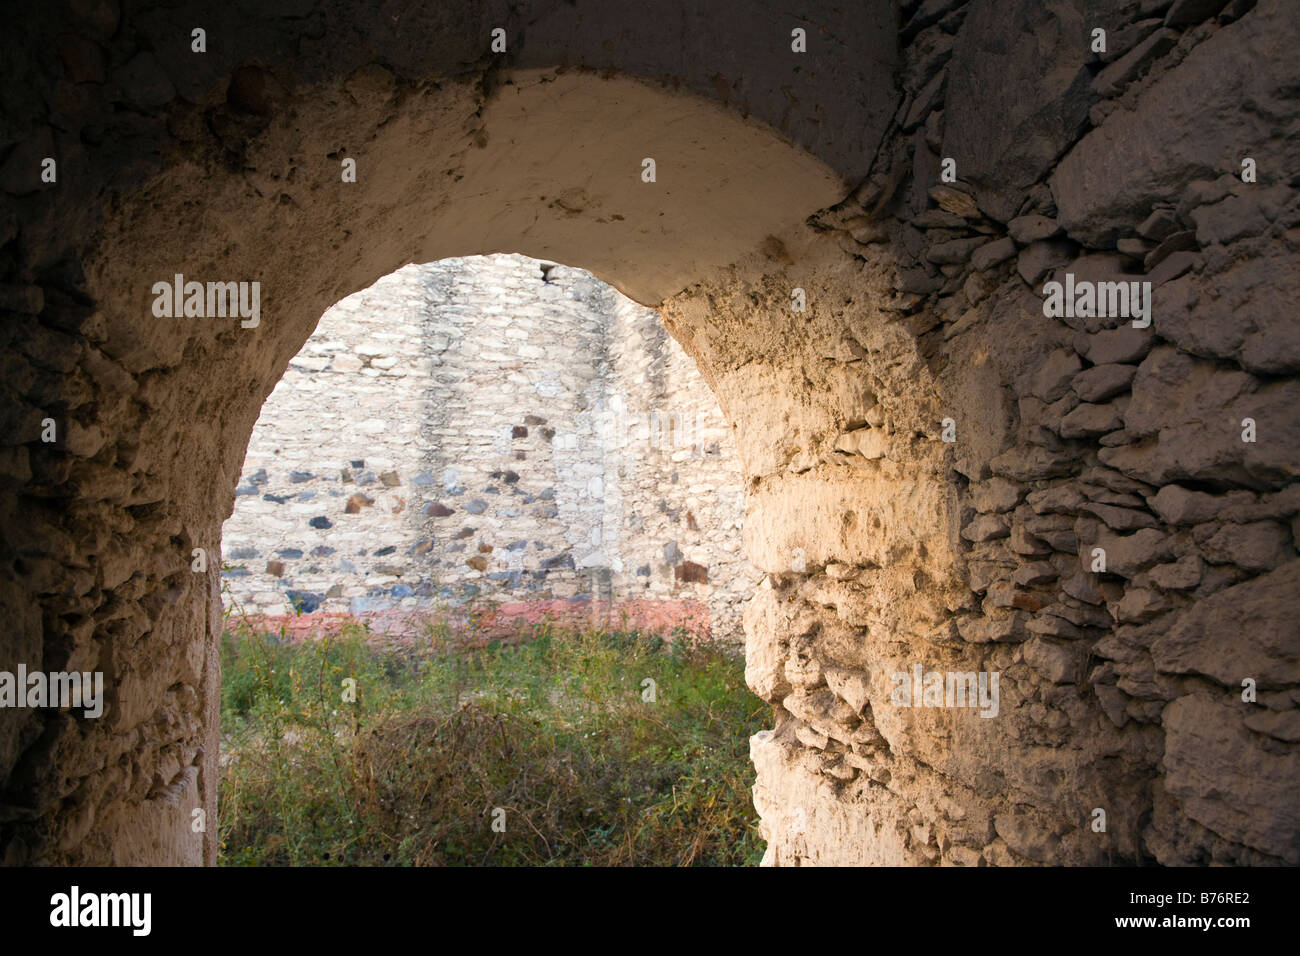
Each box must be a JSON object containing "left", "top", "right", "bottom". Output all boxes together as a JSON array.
[{"left": 2, "top": 0, "right": 1298, "bottom": 867}]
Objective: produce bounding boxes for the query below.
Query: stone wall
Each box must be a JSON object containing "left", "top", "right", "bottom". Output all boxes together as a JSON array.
[
  {"left": 2, "top": 0, "right": 1296, "bottom": 867},
  {"left": 221, "top": 254, "right": 749, "bottom": 639},
  {"left": 659, "top": 0, "right": 1300, "bottom": 866}
]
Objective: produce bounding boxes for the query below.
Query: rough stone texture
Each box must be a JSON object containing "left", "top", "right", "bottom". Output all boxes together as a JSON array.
[
  {"left": 0, "top": 0, "right": 1296, "bottom": 868},
  {"left": 223, "top": 255, "right": 749, "bottom": 637}
]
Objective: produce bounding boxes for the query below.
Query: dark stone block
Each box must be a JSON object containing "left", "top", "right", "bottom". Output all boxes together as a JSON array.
[
  {"left": 345, "top": 493, "right": 373, "bottom": 513},
  {"left": 675, "top": 560, "right": 708, "bottom": 584},
  {"left": 227, "top": 64, "right": 274, "bottom": 116},
  {"left": 541, "top": 552, "right": 575, "bottom": 570},
  {"left": 636, "top": 565, "right": 651, "bottom": 577},
  {"left": 503, "top": 470, "right": 519, "bottom": 484},
  {"left": 276, "top": 549, "right": 303, "bottom": 559},
  {"left": 235, "top": 485, "right": 258, "bottom": 496},
  {"left": 464, "top": 499, "right": 488, "bottom": 515},
  {"left": 374, "top": 545, "right": 396, "bottom": 556},
  {"left": 308, "top": 516, "right": 332, "bottom": 529},
  {"left": 412, "top": 470, "right": 435, "bottom": 485},
  {"left": 944, "top": 0, "right": 1099, "bottom": 223},
  {"left": 425, "top": 502, "right": 454, "bottom": 517},
  {"left": 263, "top": 493, "right": 289, "bottom": 504},
  {"left": 114, "top": 52, "right": 175, "bottom": 110},
  {"left": 310, "top": 546, "right": 335, "bottom": 557},
  {"left": 506, "top": 540, "right": 527, "bottom": 551},
  {"left": 286, "top": 590, "right": 324, "bottom": 614},
  {"left": 229, "top": 546, "right": 260, "bottom": 559},
  {"left": 512, "top": 425, "right": 528, "bottom": 438},
  {"left": 58, "top": 33, "right": 106, "bottom": 84},
  {"left": 350, "top": 460, "right": 365, "bottom": 468},
  {"left": 391, "top": 584, "right": 414, "bottom": 598},
  {"left": 289, "top": 470, "right": 315, "bottom": 483}
]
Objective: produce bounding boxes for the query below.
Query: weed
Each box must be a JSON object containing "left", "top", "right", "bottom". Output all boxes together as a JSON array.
[{"left": 218, "top": 614, "right": 766, "bottom": 866}]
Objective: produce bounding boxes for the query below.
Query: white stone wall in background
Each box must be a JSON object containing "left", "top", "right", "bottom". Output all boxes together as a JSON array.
[{"left": 220, "top": 254, "right": 750, "bottom": 639}]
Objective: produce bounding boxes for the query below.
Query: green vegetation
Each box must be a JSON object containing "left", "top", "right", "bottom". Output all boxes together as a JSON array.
[{"left": 218, "top": 613, "right": 767, "bottom": 866}]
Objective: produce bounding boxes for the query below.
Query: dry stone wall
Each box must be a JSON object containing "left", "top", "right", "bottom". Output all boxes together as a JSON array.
[
  {"left": 657, "top": 0, "right": 1300, "bottom": 866},
  {"left": 221, "top": 254, "right": 749, "bottom": 639}
]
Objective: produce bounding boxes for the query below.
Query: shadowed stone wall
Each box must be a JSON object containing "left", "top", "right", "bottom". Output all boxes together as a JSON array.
[{"left": 671, "top": 0, "right": 1300, "bottom": 866}]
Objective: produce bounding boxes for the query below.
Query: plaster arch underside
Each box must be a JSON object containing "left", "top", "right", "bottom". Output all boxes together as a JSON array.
[{"left": 2, "top": 0, "right": 1298, "bottom": 867}]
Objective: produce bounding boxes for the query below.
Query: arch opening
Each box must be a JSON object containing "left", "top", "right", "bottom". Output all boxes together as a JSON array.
[{"left": 216, "top": 252, "right": 763, "bottom": 865}]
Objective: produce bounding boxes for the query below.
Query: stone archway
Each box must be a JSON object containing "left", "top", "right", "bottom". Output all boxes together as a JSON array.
[{"left": 3, "top": 0, "right": 1298, "bottom": 867}]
